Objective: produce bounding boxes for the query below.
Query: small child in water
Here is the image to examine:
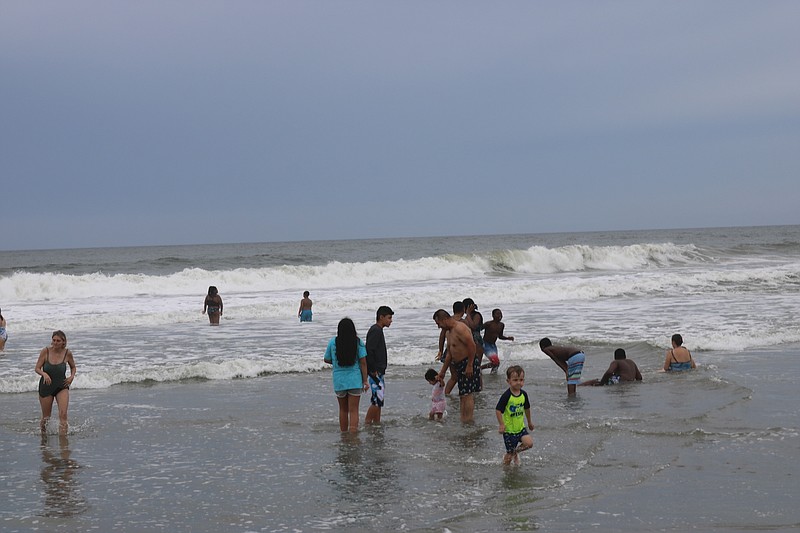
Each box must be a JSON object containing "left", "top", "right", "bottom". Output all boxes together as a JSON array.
[
  {"left": 495, "top": 365, "right": 534, "bottom": 465},
  {"left": 425, "top": 368, "right": 445, "bottom": 420}
]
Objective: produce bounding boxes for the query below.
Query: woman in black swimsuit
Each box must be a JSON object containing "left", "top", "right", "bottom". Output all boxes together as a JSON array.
[{"left": 35, "top": 330, "right": 77, "bottom": 435}]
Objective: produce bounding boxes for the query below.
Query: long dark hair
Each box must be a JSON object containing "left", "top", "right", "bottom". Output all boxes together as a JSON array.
[{"left": 335, "top": 318, "right": 359, "bottom": 367}]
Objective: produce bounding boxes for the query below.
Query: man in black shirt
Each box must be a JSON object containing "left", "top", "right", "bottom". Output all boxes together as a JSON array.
[{"left": 365, "top": 305, "right": 394, "bottom": 425}]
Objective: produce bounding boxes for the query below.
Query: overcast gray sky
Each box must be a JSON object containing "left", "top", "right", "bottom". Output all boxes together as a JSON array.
[{"left": 2, "top": 1, "right": 799, "bottom": 250}]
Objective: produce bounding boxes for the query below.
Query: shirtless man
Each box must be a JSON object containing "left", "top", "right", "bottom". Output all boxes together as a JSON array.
[
  {"left": 581, "top": 348, "right": 642, "bottom": 386},
  {"left": 436, "top": 301, "right": 465, "bottom": 394},
  {"left": 539, "top": 337, "right": 585, "bottom": 396},
  {"left": 298, "top": 291, "right": 313, "bottom": 322},
  {"left": 481, "top": 308, "right": 514, "bottom": 373},
  {"left": 434, "top": 309, "right": 479, "bottom": 423}
]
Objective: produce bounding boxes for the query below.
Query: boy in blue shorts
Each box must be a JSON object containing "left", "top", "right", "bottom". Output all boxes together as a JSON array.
[
  {"left": 480, "top": 308, "right": 514, "bottom": 374},
  {"left": 495, "top": 365, "right": 534, "bottom": 465}
]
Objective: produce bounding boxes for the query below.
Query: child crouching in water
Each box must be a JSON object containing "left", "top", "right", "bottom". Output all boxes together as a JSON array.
[
  {"left": 425, "top": 368, "right": 446, "bottom": 420},
  {"left": 495, "top": 365, "right": 534, "bottom": 465}
]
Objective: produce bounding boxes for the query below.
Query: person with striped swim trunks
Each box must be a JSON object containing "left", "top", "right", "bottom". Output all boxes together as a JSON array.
[{"left": 539, "top": 337, "right": 585, "bottom": 396}]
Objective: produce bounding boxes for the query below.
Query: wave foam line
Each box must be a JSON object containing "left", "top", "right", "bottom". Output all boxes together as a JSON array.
[
  {"left": 0, "top": 243, "right": 711, "bottom": 302},
  {"left": 0, "top": 358, "right": 329, "bottom": 394},
  {"left": 5, "top": 263, "right": 799, "bottom": 335}
]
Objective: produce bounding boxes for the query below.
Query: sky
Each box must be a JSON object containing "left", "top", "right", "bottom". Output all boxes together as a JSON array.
[{"left": 2, "top": 1, "right": 799, "bottom": 250}]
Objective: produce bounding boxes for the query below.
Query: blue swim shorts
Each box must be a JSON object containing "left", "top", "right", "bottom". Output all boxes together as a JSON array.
[
  {"left": 299, "top": 310, "right": 313, "bottom": 322},
  {"left": 369, "top": 372, "right": 385, "bottom": 407},
  {"left": 503, "top": 428, "right": 530, "bottom": 453},
  {"left": 484, "top": 341, "right": 500, "bottom": 367},
  {"left": 567, "top": 352, "right": 585, "bottom": 385}
]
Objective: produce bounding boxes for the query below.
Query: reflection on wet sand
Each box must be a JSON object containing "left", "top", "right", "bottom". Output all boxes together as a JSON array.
[{"left": 40, "top": 435, "right": 88, "bottom": 518}]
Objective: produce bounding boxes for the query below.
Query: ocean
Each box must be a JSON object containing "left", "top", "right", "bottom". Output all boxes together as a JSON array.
[{"left": 1, "top": 225, "right": 799, "bottom": 532}]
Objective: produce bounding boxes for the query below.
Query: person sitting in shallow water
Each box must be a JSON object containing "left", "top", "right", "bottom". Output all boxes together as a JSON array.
[
  {"left": 663, "top": 334, "right": 695, "bottom": 372},
  {"left": 580, "top": 348, "right": 642, "bottom": 386}
]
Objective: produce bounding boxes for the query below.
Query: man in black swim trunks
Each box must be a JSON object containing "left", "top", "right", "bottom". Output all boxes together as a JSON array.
[
  {"left": 436, "top": 301, "right": 465, "bottom": 395},
  {"left": 434, "top": 309, "right": 479, "bottom": 423}
]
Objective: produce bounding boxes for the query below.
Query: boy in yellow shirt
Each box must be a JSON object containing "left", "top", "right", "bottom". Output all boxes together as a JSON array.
[{"left": 495, "top": 365, "right": 534, "bottom": 465}]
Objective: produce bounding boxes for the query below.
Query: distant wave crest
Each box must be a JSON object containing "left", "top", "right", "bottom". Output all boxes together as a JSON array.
[
  {"left": 0, "top": 243, "right": 709, "bottom": 302},
  {"left": 486, "top": 243, "right": 708, "bottom": 274}
]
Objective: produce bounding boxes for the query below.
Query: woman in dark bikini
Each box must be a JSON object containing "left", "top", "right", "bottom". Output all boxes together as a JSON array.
[
  {"left": 35, "top": 330, "right": 77, "bottom": 435},
  {"left": 203, "top": 286, "right": 223, "bottom": 325},
  {"left": 663, "top": 333, "right": 696, "bottom": 372}
]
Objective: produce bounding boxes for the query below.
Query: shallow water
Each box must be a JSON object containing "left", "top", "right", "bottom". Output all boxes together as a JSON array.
[{"left": 2, "top": 344, "right": 798, "bottom": 532}]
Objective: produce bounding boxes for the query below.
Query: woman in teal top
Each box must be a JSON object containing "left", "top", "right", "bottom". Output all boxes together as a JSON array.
[
  {"left": 324, "top": 318, "right": 368, "bottom": 432},
  {"left": 663, "top": 333, "right": 696, "bottom": 372}
]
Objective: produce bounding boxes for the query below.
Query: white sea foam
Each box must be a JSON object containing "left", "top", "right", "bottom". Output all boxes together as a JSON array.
[
  {"left": 3, "top": 261, "right": 798, "bottom": 346},
  {"left": 2, "top": 230, "right": 798, "bottom": 392},
  {"left": 0, "top": 242, "right": 710, "bottom": 303},
  {"left": 4, "top": 257, "right": 797, "bottom": 333},
  {"left": 0, "top": 357, "right": 329, "bottom": 394},
  {"left": 507, "top": 243, "right": 708, "bottom": 273}
]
